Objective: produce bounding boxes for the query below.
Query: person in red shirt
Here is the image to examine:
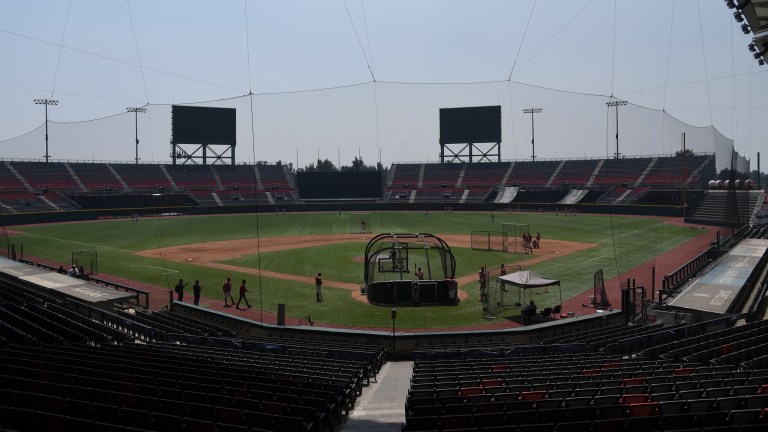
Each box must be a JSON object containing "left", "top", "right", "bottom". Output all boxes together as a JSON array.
[
  {"left": 479, "top": 266, "right": 487, "bottom": 302},
  {"left": 236, "top": 279, "right": 251, "bottom": 310},
  {"left": 222, "top": 276, "right": 234, "bottom": 308}
]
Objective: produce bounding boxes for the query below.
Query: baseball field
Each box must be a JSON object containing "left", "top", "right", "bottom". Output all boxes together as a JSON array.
[{"left": 5, "top": 210, "right": 709, "bottom": 329}]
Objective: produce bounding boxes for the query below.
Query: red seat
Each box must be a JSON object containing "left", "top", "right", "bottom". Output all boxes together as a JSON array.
[
  {"left": 673, "top": 368, "right": 695, "bottom": 376},
  {"left": 619, "top": 394, "right": 650, "bottom": 405},
  {"left": 627, "top": 402, "right": 658, "bottom": 417},
  {"left": 519, "top": 391, "right": 547, "bottom": 401},
  {"left": 623, "top": 378, "right": 646, "bottom": 387},
  {"left": 481, "top": 379, "right": 504, "bottom": 388},
  {"left": 458, "top": 386, "right": 484, "bottom": 397}
]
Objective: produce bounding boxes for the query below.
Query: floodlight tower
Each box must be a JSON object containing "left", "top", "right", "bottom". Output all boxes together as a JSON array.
[
  {"left": 33, "top": 98, "right": 59, "bottom": 162},
  {"left": 126, "top": 107, "right": 147, "bottom": 164},
  {"left": 606, "top": 99, "right": 627, "bottom": 159},
  {"left": 522, "top": 108, "right": 542, "bottom": 162}
]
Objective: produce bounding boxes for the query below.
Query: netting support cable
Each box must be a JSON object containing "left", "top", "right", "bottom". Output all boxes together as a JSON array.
[
  {"left": 342, "top": 0, "right": 375, "bottom": 81},
  {"left": 241, "top": 1, "right": 264, "bottom": 321},
  {"left": 511, "top": 0, "right": 594, "bottom": 80},
  {"left": 51, "top": 0, "right": 73, "bottom": 98},
  {"left": 507, "top": 0, "right": 537, "bottom": 81},
  {"left": 0, "top": 28, "right": 246, "bottom": 94},
  {"left": 695, "top": 0, "right": 714, "bottom": 125}
]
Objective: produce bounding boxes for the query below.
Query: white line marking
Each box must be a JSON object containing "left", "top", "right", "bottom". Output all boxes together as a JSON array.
[
  {"left": 13, "top": 232, "right": 133, "bottom": 253},
  {"left": 596, "top": 218, "right": 677, "bottom": 244},
  {"left": 130, "top": 264, "right": 178, "bottom": 273},
  {"left": 582, "top": 255, "right": 606, "bottom": 264}
]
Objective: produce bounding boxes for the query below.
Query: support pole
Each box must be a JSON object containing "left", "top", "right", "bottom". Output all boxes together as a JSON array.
[
  {"left": 34, "top": 99, "right": 59, "bottom": 162},
  {"left": 523, "top": 108, "right": 542, "bottom": 162},
  {"left": 127, "top": 107, "right": 146, "bottom": 164},
  {"left": 606, "top": 100, "right": 627, "bottom": 159}
]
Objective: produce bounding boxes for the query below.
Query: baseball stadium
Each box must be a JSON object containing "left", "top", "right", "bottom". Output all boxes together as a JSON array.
[{"left": 1, "top": 2, "right": 768, "bottom": 432}]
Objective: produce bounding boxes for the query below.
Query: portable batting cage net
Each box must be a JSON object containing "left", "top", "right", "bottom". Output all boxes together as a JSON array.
[
  {"left": 72, "top": 250, "right": 99, "bottom": 275},
  {"left": 502, "top": 223, "right": 530, "bottom": 252},
  {"left": 470, "top": 230, "right": 507, "bottom": 252},
  {"left": 363, "top": 233, "right": 458, "bottom": 306},
  {"left": 485, "top": 263, "right": 522, "bottom": 317},
  {"left": 351, "top": 213, "right": 373, "bottom": 234}
]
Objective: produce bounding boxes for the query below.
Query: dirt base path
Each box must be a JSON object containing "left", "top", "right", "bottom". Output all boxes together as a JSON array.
[{"left": 24, "top": 222, "right": 716, "bottom": 332}]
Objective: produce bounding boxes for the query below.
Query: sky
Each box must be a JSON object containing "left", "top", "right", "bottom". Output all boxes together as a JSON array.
[{"left": 0, "top": 0, "right": 766, "bottom": 171}]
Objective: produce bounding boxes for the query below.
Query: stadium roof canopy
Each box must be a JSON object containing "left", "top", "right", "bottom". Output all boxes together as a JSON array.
[{"left": 729, "top": 0, "right": 768, "bottom": 65}]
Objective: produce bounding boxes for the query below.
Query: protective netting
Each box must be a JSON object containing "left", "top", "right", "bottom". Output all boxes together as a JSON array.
[{"left": 0, "top": 81, "right": 748, "bottom": 173}]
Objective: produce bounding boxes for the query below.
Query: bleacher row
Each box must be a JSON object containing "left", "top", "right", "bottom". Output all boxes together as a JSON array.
[
  {"left": 387, "top": 155, "right": 711, "bottom": 202},
  {"left": 0, "top": 161, "right": 296, "bottom": 212},
  {"left": 403, "top": 317, "right": 768, "bottom": 431},
  {"left": 0, "top": 277, "right": 384, "bottom": 432}
]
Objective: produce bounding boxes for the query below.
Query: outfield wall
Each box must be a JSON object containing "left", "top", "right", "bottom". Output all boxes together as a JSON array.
[
  {"left": 0, "top": 200, "right": 689, "bottom": 226},
  {"left": 173, "top": 301, "right": 625, "bottom": 359}
]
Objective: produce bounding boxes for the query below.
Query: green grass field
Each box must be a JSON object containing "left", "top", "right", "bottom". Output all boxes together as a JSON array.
[{"left": 5, "top": 211, "right": 706, "bottom": 329}]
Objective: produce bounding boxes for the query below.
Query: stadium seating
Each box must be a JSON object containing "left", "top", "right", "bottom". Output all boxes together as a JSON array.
[
  {"left": 505, "top": 161, "right": 561, "bottom": 186},
  {"left": 164, "top": 164, "right": 219, "bottom": 190},
  {"left": 643, "top": 154, "right": 711, "bottom": 186},
  {"left": 110, "top": 163, "right": 173, "bottom": 192},
  {"left": 0, "top": 191, "right": 54, "bottom": 213},
  {"left": 591, "top": 157, "right": 653, "bottom": 187},
  {"left": 0, "top": 277, "right": 383, "bottom": 432},
  {"left": 552, "top": 159, "right": 599, "bottom": 186},
  {"left": 421, "top": 163, "right": 463, "bottom": 188},
  {"left": 68, "top": 162, "right": 123, "bottom": 192},
  {"left": 0, "top": 156, "right": 721, "bottom": 211},
  {"left": 9, "top": 161, "right": 82, "bottom": 192},
  {"left": 461, "top": 162, "right": 510, "bottom": 187}
]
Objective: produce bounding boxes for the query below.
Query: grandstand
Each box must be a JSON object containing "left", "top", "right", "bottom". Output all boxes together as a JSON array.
[
  {"left": 0, "top": 2, "right": 765, "bottom": 429},
  {"left": 0, "top": 152, "right": 728, "bottom": 214},
  {"left": 1, "top": 218, "right": 767, "bottom": 431}
]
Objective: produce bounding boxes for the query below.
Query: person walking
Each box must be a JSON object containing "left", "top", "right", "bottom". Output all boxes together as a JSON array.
[
  {"left": 174, "top": 279, "right": 187, "bottom": 302},
  {"left": 315, "top": 272, "right": 324, "bottom": 302},
  {"left": 236, "top": 279, "right": 251, "bottom": 309},
  {"left": 223, "top": 276, "right": 235, "bottom": 308},
  {"left": 478, "top": 266, "right": 487, "bottom": 303},
  {"left": 192, "top": 280, "right": 202, "bottom": 306}
]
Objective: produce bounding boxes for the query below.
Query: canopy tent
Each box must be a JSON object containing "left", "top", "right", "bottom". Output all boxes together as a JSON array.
[{"left": 497, "top": 270, "right": 562, "bottom": 306}]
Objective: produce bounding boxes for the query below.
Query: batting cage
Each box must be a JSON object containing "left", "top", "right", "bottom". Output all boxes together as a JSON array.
[
  {"left": 363, "top": 233, "right": 457, "bottom": 306},
  {"left": 72, "top": 250, "right": 99, "bottom": 275},
  {"left": 502, "top": 223, "right": 530, "bottom": 252},
  {"left": 350, "top": 213, "right": 373, "bottom": 234},
  {"left": 470, "top": 230, "right": 507, "bottom": 252}
]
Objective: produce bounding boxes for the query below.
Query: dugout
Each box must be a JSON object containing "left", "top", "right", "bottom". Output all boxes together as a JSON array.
[{"left": 363, "top": 233, "right": 457, "bottom": 307}]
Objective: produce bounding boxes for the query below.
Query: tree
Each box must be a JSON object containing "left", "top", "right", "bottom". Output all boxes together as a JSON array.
[
  {"left": 340, "top": 156, "right": 376, "bottom": 172},
  {"left": 675, "top": 148, "right": 695, "bottom": 158}
]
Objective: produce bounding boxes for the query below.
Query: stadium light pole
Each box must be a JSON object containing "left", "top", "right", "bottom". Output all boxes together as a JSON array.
[
  {"left": 127, "top": 107, "right": 147, "bottom": 164},
  {"left": 33, "top": 99, "right": 59, "bottom": 162},
  {"left": 522, "top": 108, "right": 542, "bottom": 162},
  {"left": 606, "top": 100, "right": 627, "bottom": 159}
]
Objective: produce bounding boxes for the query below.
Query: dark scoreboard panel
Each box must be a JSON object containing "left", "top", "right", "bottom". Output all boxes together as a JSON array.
[
  {"left": 439, "top": 105, "right": 501, "bottom": 144},
  {"left": 297, "top": 171, "right": 382, "bottom": 199},
  {"left": 172, "top": 105, "right": 236, "bottom": 145}
]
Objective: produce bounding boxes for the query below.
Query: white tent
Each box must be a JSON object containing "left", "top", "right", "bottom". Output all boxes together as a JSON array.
[{"left": 497, "top": 270, "right": 562, "bottom": 306}]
